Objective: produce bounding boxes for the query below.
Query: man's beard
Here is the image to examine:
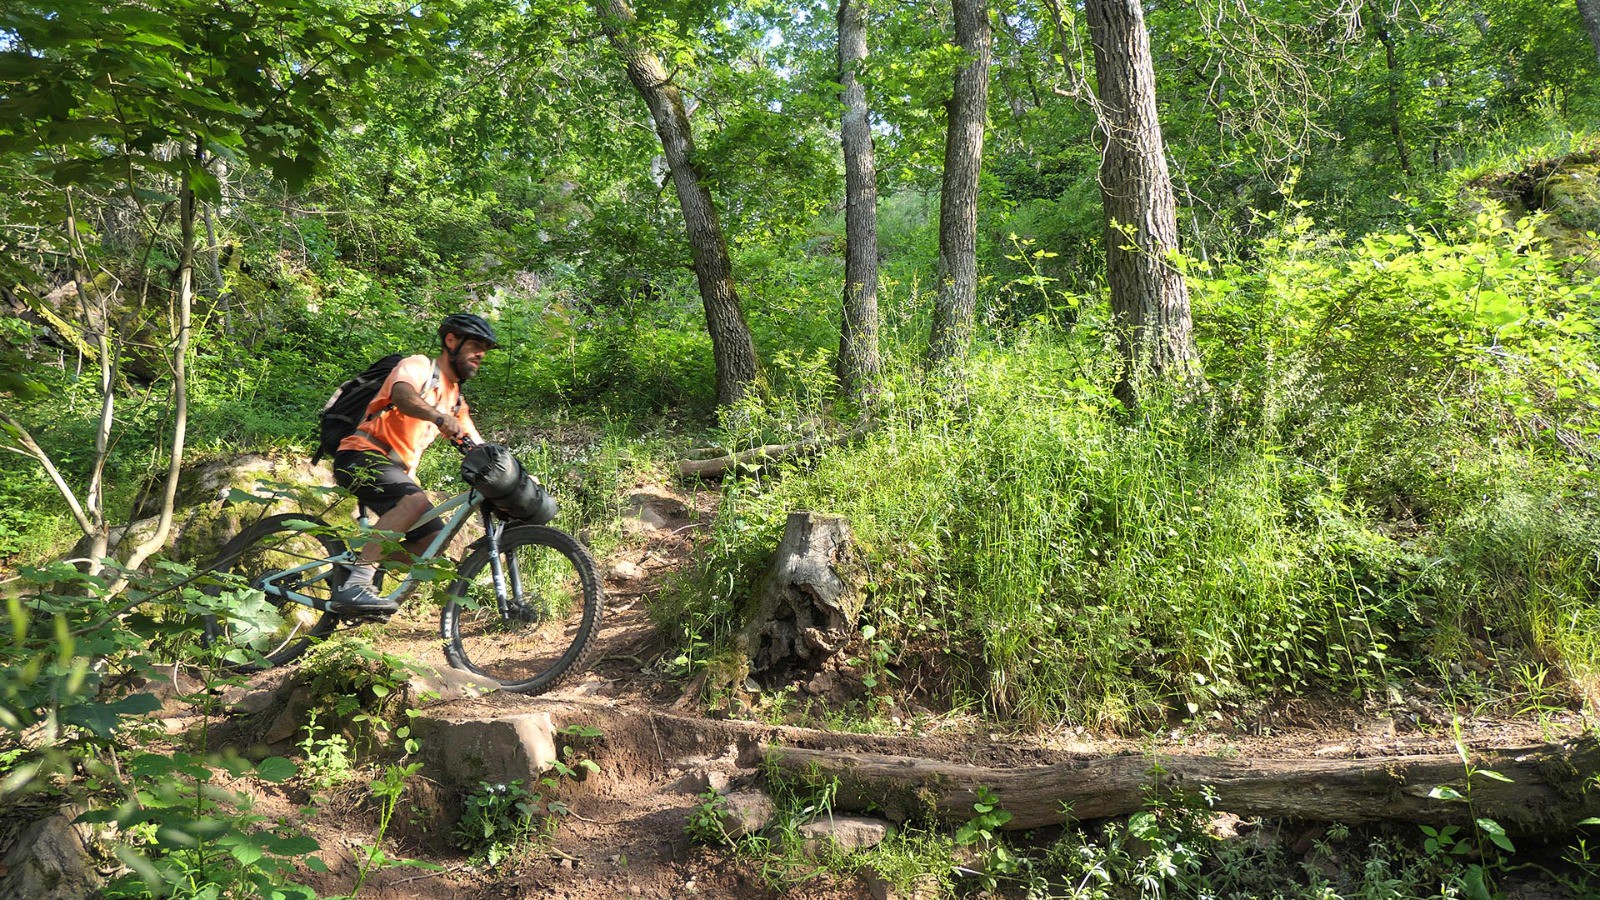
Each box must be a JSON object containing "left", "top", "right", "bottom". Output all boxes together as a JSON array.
[{"left": 454, "top": 350, "right": 478, "bottom": 382}]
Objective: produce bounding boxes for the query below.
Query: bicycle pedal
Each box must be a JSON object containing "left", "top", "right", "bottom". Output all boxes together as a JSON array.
[{"left": 337, "top": 609, "right": 395, "bottom": 624}]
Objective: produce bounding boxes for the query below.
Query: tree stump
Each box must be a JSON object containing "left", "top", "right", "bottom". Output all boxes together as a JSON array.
[{"left": 738, "top": 512, "right": 865, "bottom": 686}]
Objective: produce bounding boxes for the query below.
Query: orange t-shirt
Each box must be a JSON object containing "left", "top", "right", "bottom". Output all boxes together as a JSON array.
[{"left": 337, "top": 354, "right": 482, "bottom": 475}]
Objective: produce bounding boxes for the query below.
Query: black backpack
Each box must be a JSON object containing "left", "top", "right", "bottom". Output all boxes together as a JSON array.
[{"left": 313, "top": 354, "right": 404, "bottom": 464}]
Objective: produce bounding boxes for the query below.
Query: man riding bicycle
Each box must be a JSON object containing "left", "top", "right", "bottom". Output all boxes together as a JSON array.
[{"left": 329, "top": 313, "right": 496, "bottom": 615}]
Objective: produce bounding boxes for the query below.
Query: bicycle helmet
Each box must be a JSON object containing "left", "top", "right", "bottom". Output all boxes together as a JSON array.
[{"left": 438, "top": 313, "right": 499, "bottom": 350}]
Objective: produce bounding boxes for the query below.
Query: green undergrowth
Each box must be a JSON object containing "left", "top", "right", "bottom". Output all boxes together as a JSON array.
[
  {"left": 662, "top": 211, "right": 1600, "bottom": 730},
  {"left": 702, "top": 763, "right": 1600, "bottom": 899}
]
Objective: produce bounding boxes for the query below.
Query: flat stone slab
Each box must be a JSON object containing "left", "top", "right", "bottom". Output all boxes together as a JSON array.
[
  {"left": 799, "top": 815, "right": 891, "bottom": 855},
  {"left": 718, "top": 789, "right": 776, "bottom": 839},
  {"left": 412, "top": 710, "right": 557, "bottom": 790},
  {"left": 407, "top": 664, "right": 500, "bottom": 706}
]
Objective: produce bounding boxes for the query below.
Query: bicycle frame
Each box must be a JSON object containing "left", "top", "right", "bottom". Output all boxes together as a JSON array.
[{"left": 255, "top": 485, "right": 519, "bottom": 614}]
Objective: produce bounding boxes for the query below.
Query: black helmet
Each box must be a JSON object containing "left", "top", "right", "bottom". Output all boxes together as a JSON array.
[{"left": 439, "top": 313, "right": 499, "bottom": 349}]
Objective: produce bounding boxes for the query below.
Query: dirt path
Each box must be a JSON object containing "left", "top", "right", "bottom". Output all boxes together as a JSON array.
[{"left": 229, "top": 479, "right": 1590, "bottom": 900}]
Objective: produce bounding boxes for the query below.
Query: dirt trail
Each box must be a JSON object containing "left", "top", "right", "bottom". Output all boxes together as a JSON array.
[{"left": 236, "top": 479, "right": 1588, "bottom": 900}]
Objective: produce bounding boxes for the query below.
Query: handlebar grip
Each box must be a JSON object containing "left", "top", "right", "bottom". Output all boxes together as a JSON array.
[{"left": 450, "top": 433, "right": 480, "bottom": 454}]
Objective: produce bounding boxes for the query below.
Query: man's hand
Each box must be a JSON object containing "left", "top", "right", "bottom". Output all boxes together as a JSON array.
[{"left": 434, "top": 412, "right": 466, "bottom": 439}]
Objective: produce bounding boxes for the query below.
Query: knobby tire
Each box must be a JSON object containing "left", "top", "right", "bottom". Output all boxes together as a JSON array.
[{"left": 441, "top": 524, "right": 604, "bottom": 694}]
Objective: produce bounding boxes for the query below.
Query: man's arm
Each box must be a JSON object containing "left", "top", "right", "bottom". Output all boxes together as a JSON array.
[{"left": 390, "top": 381, "right": 466, "bottom": 439}]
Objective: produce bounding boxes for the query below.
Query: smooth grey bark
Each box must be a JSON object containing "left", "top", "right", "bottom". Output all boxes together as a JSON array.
[
  {"left": 1084, "top": 0, "right": 1202, "bottom": 407},
  {"left": 836, "top": 0, "right": 882, "bottom": 402},
  {"left": 1579, "top": 0, "right": 1600, "bottom": 66},
  {"left": 592, "top": 0, "right": 759, "bottom": 407},
  {"left": 926, "top": 0, "right": 991, "bottom": 366},
  {"left": 117, "top": 146, "right": 196, "bottom": 588}
]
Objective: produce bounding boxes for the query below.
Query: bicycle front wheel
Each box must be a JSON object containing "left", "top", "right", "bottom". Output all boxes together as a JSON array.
[
  {"left": 440, "top": 525, "right": 604, "bottom": 694},
  {"left": 202, "top": 513, "right": 341, "bottom": 672}
]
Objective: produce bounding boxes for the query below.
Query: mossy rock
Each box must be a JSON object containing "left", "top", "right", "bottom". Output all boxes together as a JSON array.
[
  {"left": 79, "top": 451, "right": 345, "bottom": 565},
  {"left": 1465, "top": 151, "right": 1600, "bottom": 275}
]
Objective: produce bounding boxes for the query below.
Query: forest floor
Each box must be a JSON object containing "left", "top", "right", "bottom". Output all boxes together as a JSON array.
[{"left": 193, "top": 476, "right": 1591, "bottom": 900}]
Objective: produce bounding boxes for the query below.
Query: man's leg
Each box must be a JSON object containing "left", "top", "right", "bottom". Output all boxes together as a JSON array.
[
  {"left": 358, "top": 491, "right": 433, "bottom": 566},
  {"left": 331, "top": 451, "right": 442, "bottom": 613}
]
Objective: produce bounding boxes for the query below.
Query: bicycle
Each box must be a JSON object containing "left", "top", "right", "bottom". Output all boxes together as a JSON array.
[{"left": 199, "top": 440, "right": 604, "bottom": 694}]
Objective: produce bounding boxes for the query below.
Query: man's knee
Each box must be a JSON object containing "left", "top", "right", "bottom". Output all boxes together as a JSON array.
[{"left": 383, "top": 491, "right": 432, "bottom": 527}]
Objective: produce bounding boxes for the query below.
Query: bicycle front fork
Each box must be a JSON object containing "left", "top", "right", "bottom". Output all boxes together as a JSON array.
[{"left": 482, "top": 512, "right": 526, "bottom": 618}]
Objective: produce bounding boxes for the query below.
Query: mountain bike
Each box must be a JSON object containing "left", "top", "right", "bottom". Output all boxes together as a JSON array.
[{"left": 199, "top": 441, "right": 603, "bottom": 694}]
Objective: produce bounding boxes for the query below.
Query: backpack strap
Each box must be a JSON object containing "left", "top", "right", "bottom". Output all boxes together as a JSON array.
[
  {"left": 421, "top": 360, "right": 464, "bottom": 417},
  {"left": 354, "top": 360, "right": 462, "bottom": 465}
]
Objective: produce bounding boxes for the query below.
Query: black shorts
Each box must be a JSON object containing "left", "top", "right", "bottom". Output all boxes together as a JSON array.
[{"left": 331, "top": 449, "right": 444, "bottom": 543}]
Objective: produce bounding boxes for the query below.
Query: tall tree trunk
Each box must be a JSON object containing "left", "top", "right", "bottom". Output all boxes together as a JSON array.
[
  {"left": 592, "top": 0, "right": 759, "bottom": 407},
  {"left": 118, "top": 146, "right": 196, "bottom": 585},
  {"left": 1084, "top": 0, "right": 1202, "bottom": 407},
  {"left": 926, "top": 0, "right": 991, "bottom": 367},
  {"left": 837, "top": 0, "right": 882, "bottom": 401},
  {"left": 1367, "top": 4, "right": 1413, "bottom": 176},
  {"left": 1579, "top": 0, "right": 1600, "bottom": 66}
]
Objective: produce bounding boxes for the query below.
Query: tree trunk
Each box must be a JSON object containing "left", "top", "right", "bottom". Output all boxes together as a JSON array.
[
  {"left": 67, "top": 192, "right": 110, "bottom": 566},
  {"left": 117, "top": 146, "right": 196, "bottom": 585},
  {"left": 1084, "top": 0, "right": 1202, "bottom": 407},
  {"left": 737, "top": 512, "right": 865, "bottom": 686},
  {"left": 1579, "top": 0, "right": 1600, "bottom": 66},
  {"left": 926, "top": 0, "right": 991, "bottom": 366},
  {"left": 592, "top": 0, "right": 759, "bottom": 407},
  {"left": 1367, "top": 4, "right": 1413, "bottom": 176},
  {"left": 769, "top": 739, "right": 1600, "bottom": 833},
  {"left": 836, "top": 0, "right": 882, "bottom": 402}
]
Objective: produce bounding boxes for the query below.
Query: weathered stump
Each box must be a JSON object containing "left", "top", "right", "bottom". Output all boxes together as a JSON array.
[{"left": 738, "top": 512, "right": 865, "bottom": 686}]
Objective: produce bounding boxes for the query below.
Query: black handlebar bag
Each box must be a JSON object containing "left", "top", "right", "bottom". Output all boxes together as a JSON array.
[{"left": 460, "top": 443, "right": 558, "bottom": 525}]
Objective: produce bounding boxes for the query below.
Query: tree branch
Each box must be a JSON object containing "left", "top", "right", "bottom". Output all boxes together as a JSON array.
[{"left": 0, "top": 409, "right": 94, "bottom": 536}]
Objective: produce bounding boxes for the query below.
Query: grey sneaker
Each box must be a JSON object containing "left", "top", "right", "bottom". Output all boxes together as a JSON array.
[{"left": 327, "top": 582, "right": 398, "bottom": 617}]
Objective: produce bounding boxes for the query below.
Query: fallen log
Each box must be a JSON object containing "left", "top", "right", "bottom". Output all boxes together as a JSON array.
[
  {"left": 675, "top": 423, "right": 875, "bottom": 481},
  {"left": 768, "top": 740, "right": 1600, "bottom": 834},
  {"left": 676, "top": 438, "right": 829, "bottom": 481}
]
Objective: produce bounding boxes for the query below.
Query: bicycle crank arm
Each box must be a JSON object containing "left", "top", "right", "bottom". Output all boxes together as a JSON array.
[{"left": 259, "top": 583, "right": 330, "bottom": 611}]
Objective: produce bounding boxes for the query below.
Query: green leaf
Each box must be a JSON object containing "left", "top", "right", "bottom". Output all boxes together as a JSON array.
[
  {"left": 1475, "top": 818, "right": 1514, "bottom": 853},
  {"left": 61, "top": 692, "right": 161, "bottom": 738},
  {"left": 254, "top": 757, "right": 298, "bottom": 783}
]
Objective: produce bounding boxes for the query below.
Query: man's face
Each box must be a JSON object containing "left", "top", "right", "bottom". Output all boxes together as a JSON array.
[{"left": 450, "top": 336, "right": 491, "bottom": 382}]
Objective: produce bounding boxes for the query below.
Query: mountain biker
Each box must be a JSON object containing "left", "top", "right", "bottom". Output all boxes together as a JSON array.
[{"left": 328, "top": 313, "right": 496, "bottom": 615}]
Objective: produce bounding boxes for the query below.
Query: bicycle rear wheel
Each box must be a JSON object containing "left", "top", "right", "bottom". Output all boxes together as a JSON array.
[
  {"left": 440, "top": 525, "right": 604, "bottom": 694},
  {"left": 202, "top": 513, "right": 341, "bottom": 671}
]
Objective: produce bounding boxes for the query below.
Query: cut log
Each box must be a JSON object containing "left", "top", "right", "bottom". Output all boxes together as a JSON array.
[
  {"left": 738, "top": 512, "right": 865, "bottom": 686},
  {"left": 768, "top": 740, "right": 1600, "bottom": 834}
]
